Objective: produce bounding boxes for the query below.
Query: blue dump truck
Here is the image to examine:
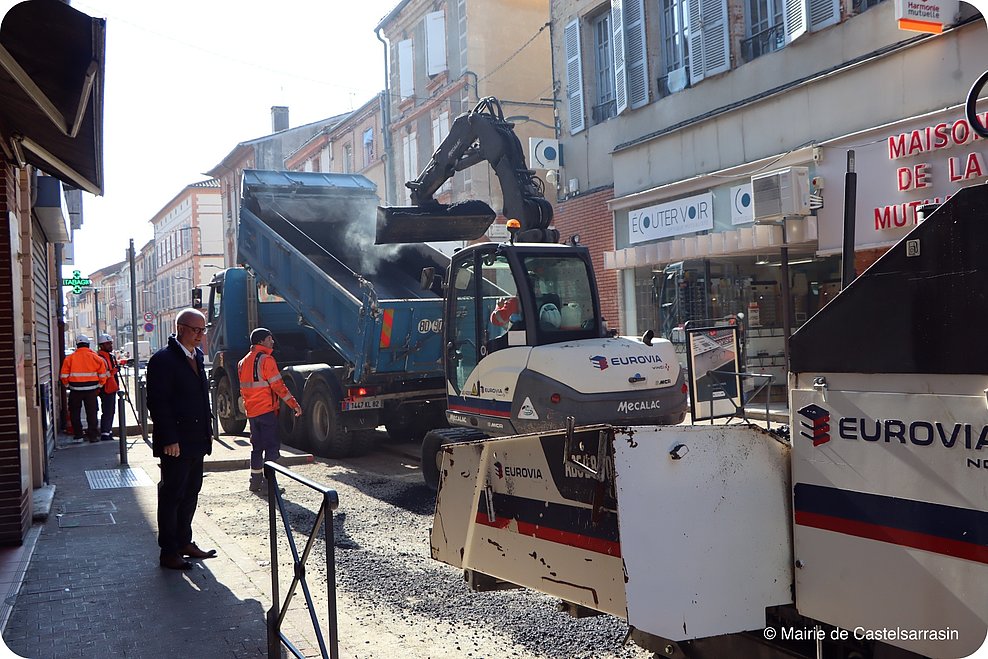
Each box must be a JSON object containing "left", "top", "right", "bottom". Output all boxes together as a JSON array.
[{"left": 205, "top": 169, "right": 449, "bottom": 457}]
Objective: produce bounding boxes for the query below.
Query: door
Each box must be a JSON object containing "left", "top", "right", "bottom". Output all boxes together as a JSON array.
[{"left": 446, "top": 253, "right": 480, "bottom": 394}]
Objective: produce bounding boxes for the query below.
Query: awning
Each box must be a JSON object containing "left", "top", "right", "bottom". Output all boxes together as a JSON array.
[{"left": 0, "top": 0, "right": 105, "bottom": 195}]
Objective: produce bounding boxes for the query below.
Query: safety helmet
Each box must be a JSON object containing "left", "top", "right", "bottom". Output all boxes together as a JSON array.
[
  {"left": 250, "top": 327, "right": 273, "bottom": 345},
  {"left": 75, "top": 334, "right": 91, "bottom": 346},
  {"left": 98, "top": 333, "right": 113, "bottom": 344},
  {"left": 538, "top": 303, "right": 561, "bottom": 330}
]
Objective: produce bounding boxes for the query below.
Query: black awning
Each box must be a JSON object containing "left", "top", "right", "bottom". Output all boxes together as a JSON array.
[{"left": 0, "top": 0, "right": 105, "bottom": 195}]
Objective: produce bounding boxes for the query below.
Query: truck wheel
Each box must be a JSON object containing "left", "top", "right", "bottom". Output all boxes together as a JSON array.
[
  {"left": 421, "top": 427, "right": 487, "bottom": 491},
  {"left": 278, "top": 399, "right": 309, "bottom": 449},
  {"left": 305, "top": 379, "right": 353, "bottom": 458},
  {"left": 216, "top": 375, "right": 247, "bottom": 434}
]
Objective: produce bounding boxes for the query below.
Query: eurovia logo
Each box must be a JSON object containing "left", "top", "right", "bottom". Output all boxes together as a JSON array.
[
  {"left": 590, "top": 355, "right": 608, "bottom": 371},
  {"left": 494, "top": 461, "right": 504, "bottom": 479},
  {"left": 798, "top": 403, "right": 831, "bottom": 446}
]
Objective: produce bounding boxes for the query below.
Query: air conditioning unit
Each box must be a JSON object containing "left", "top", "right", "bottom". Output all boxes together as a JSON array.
[{"left": 751, "top": 167, "right": 811, "bottom": 223}]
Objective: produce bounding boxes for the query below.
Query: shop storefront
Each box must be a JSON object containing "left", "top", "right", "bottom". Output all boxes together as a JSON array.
[{"left": 605, "top": 147, "right": 840, "bottom": 387}]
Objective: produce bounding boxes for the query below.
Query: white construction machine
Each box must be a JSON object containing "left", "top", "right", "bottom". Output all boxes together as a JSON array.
[{"left": 428, "top": 113, "right": 988, "bottom": 658}]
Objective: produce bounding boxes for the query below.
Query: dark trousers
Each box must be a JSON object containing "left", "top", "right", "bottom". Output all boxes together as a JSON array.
[
  {"left": 249, "top": 411, "right": 280, "bottom": 474},
  {"left": 99, "top": 391, "right": 117, "bottom": 436},
  {"left": 157, "top": 452, "right": 205, "bottom": 555},
  {"left": 68, "top": 389, "right": 99, "bottom": 439}
]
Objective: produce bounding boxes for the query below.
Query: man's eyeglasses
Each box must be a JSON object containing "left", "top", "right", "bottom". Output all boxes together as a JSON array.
[{"left": 178, "top": 323, "right": 207, "bottom": 336}]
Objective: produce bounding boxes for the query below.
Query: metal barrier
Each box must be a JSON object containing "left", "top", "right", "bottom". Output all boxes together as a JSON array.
[
  {"left": 705, "top": 370, "right": 775, "bottom": 429},
  {"left": 264, "top": 461, "right": 340, "bottom": 659}
]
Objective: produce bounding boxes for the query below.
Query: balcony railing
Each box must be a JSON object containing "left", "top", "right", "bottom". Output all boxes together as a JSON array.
[
  {"left": 741, "top": 23, "right": 786, "bottom": 63},
  {"left": 591, "top": 99, "right": 617, "bottom": 124}
]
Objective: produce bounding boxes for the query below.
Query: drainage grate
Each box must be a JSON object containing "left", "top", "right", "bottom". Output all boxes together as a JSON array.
[
  {"left": 57, "top": 512, "right": 116, "bottom": 528},
  {"left": 85, "top": 467, "right": 155, "bottom": 490}
]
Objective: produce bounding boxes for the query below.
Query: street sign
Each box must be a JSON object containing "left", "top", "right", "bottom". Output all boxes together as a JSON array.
[
  {"left": 143, "top": 323, "right": 154, "bottom": 333},
  {"left": 143, "top": 312, "right": 154, "bottom": 322},
  {"left": 61, "top": 270, "right": 91, "bottom": 294}
]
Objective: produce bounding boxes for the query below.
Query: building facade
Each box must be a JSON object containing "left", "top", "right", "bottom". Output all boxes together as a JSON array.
[
  {"left": 148, "top": 180, "right": 223, "bottom": 349},
  {"left": 550, "top": 0, "right": 984, "bottom": 383},
  {"left": 376, "top": 0, "right": 555, "bottom": 235}
]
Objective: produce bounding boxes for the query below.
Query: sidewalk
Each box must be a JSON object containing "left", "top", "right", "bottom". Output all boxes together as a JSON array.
[{"left": 0, "top": 431, "right": 313, "bottom": 659}]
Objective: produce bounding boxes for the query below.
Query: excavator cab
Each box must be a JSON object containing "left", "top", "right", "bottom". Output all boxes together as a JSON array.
[{"left": 444, "top": 241, "right": 603, "bottom": 399}]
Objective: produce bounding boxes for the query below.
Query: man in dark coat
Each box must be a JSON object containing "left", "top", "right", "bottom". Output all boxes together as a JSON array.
[{"left": 146, "top": 308, "right": 216, "bottom": 570}]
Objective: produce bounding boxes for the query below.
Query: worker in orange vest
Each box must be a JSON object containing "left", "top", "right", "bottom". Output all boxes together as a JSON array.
[
  {"left": 60, "top": 335, "right": 109, "bottom": 443},
  {"left": 238, "top": 328, "right": 301, "bottom": 494},
  {"left": 97, "top": 333, "right": 121, "bottom": 441}
]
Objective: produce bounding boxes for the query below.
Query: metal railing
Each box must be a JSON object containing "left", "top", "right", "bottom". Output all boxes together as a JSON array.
[
  {"left": 740, "top": 23, "right": 786, "bottom": 63},
  {"left": 264, "top": 461, "right": 340, "bottom": 659},
  {"left": 705, "top": 370, "right": 775, "bottom": 429}
]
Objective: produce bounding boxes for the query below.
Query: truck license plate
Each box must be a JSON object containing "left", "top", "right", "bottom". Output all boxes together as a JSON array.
[{"left": 341, "top": 399, "right": 383, "bottom": 411}]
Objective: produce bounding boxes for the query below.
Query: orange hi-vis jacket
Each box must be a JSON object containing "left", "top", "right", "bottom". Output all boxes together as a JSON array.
[
  {"left": 237, "top": 344, "right": 300, "bottom": 418},
  {"left": 60, "top": 346, "right": 109, "bottom": 392},
  {"left": 98, "top": 349, "right": 120, "bottom": 394}
]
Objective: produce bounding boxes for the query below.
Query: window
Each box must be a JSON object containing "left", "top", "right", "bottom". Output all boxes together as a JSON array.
[
  {"left": 362, "top": 128, "right": 374, "bottom": 167},
  {"left": 741, "top": 0, "right": 785, "bottom": 62},
  {"left": 521, "top": 255, "right": 599, "bottom": 339},
  {"left": 343, "top": 144, "right": 352, "bottom": 174},
  {"left": 431, "top": 112, "right": 450, "bottom": 192},
  {"left": 402, "top": 133, "right": 418, "bottom": 204},
  {"left": 852, "top": 0, "right": 885, "bottom": 13},
  {"left": 659, "top": 0, "right": 690, "bottom": 97},
  {"left": 592, "top": 11, "right": 616, "bottom": 124}
]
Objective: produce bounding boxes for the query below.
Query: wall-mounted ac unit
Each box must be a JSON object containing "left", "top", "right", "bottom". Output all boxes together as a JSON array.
[{"left": 751, "top": 167, "right": 811, "bottom": 223}]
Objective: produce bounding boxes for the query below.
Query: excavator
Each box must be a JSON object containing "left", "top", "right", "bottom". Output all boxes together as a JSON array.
[{"left": 377, "top": 97, "right": 688, "bottom": 489}]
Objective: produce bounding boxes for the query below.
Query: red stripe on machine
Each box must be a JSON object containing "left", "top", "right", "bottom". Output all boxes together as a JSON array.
[
  {"left": 474, "top": 513, "right": 621, "bottom": 557},
  {"left": 380, "top": 309, "right": 394, "bottom": 348},
  {"left": 795, "top": 511, "right": 988, "bottom": 565}
]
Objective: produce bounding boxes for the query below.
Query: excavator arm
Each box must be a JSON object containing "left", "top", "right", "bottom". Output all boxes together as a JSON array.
[{"left": 377, "top": 97, "right": 558, "bottom": 244}]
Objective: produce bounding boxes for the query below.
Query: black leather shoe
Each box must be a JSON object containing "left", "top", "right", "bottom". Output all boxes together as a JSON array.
[
  {"left": 182, "top": 543, "right": 217, "bottom": 559},
  {"left": 159, "top": 553, "right": 192, "bottom": 570}
]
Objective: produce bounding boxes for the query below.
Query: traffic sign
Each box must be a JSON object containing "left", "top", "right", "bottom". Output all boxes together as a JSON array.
[
  {"left": 143, "top": 312, "right": 154, "bottom": 322},
  {"left": 143, "top": 323, "right": 154, "bottom": 333}
]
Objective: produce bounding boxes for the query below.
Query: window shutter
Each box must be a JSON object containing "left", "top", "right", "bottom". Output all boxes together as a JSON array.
[
  {"left": 784, "top": 0, "right": 809, "bottom": 43},
  {"left": 688, "top": 0, "right": 729, "bottom": 85},
  {"left": 564, "top": 19, "right": 585, "bottom": 135},
  {"left": 611, "top": 0, "right": 628, "bottom": 115},
  {"left": 398, "top": 40, "right": 414, "bottom": 99},
  {"left": 426, "top": 11, "right": 447, "bottom": 76},
  {"left": 688, "top": 0, "right": 704, "bottom": 85},
  {"left": 809, "top": 0, "right": 839, "bottom": 31},
  {"left": 625, "top": 0, "right": 649, "bottom": 109}
]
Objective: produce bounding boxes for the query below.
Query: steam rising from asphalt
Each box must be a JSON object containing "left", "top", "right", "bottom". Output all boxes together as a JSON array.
[{"left": 343, "top": 202, "right": 402, "bottom": 276}]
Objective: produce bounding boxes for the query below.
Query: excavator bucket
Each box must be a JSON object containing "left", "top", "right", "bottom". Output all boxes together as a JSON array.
[{"left": 376, "top": 200, "right": 496, "bottom": 244}]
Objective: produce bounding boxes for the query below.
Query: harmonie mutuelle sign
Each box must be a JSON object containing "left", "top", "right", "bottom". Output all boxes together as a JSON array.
[{"left": 894, "top": 0, "right": 957, "bottom": 33}]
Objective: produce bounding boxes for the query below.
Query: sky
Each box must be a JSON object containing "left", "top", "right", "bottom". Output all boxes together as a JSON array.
[{"left": 2, "top": 0, "right": 402, "bottom": 277}]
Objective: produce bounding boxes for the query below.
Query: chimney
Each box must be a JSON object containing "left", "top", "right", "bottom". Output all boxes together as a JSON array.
[{"left": 271, "top": 106, "right": 289, "bottom": 133}]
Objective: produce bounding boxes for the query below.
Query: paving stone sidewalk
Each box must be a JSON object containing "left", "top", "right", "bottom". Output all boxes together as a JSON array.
[{"left": 0, "top": 433, "right": 313, "bottom": 659}]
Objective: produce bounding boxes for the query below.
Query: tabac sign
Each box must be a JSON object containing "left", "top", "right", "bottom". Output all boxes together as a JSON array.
[{"left": 62, "top": 270, "right": 91, "bottom": 294}]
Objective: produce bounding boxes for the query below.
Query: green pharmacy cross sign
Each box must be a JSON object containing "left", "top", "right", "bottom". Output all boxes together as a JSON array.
[{"left": 62, "top": 270, "right": 92, "bottom": 295}]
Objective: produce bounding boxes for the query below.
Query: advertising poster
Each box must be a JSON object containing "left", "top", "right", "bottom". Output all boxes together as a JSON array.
[{"left": 686, "top": 325, "right": 742, "bottom": 421}]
